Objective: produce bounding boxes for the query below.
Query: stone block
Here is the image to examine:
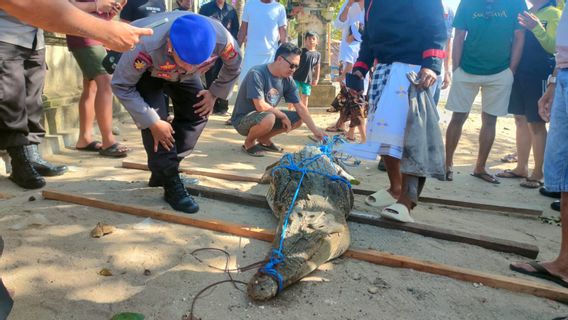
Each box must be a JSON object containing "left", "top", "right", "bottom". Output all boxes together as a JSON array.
[{"left": 308, "top": 84, "right": 338, "bottom": 108}]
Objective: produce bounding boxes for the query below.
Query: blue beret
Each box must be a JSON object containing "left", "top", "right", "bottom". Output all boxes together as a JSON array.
[{"left": 170, "top": 14, "right": 216, "bottom": 65}]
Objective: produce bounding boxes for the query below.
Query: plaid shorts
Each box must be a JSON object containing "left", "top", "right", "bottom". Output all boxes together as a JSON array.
[{"left": 233, "top": 110, "right": 301, "bottom": 136}]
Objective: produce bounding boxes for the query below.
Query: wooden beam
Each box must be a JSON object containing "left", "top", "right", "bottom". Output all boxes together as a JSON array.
[
  {"left": 122, "top": 160, "right": 542, "bottom": 217},
  {"left": 41, "top": 189, "right": 568, "bottom": 303},
  {"left": 42, "top": 190, "right": 273, "bottom": 242},
  {"left": 186, "top": 185, "right": 538, "bottom": 258},
  {"left": 122, "top": 160, "right": 262, "bottom": 183}
]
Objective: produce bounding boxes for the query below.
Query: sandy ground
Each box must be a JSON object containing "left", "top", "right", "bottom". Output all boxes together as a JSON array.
[{"left": 1, "top": 91, "right": 567, "bottom": 320}]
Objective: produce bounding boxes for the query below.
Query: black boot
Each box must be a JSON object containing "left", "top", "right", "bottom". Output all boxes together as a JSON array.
[
  {"left": 160, "top": 166, "right": 199, "bottom": 214},
  {"left": 24, "top": 144, "right": 68, "bottom": 177},
  {"left": 6, "top": 146, "right": 45, "bottom": 189},
  {"left": 148, "top": 172, "right": 199, "bottom": 187}
]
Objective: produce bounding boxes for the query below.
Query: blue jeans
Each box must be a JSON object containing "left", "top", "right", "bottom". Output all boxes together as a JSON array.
[{"left": 544, "top": 69, "right": 568, "bottom": 192}]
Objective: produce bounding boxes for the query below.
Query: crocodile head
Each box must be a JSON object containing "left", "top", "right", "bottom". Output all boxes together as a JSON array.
[{"left": 247, "top": 273, "right": 278, "bottom": 301}]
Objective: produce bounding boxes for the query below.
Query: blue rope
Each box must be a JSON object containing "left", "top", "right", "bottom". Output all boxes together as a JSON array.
[{"left": 258, "top": 137, "right": 352, "bottom": 292}]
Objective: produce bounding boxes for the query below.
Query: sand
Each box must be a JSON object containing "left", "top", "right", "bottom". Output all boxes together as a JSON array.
[{"left": 0, "top": 95, "right": 567, "bottom": 320}]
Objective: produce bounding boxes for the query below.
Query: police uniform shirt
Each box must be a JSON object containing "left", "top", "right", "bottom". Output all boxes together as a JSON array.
[{"left": 111, "top": 11, "right": 242, "bottom": 130}]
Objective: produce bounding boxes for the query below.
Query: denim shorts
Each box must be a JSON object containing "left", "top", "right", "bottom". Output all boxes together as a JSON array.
[{"left": 544, "top": 69, "right": 568, "bottom": 192}]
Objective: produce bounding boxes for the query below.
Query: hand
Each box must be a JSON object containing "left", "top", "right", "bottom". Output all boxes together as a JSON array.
[
  {"left": 518, "top": 11, "right": 540, "bottom": 30},
  {"left": 196, "top": 56, "right": 218, "bottom": 74},
  {"left": 442, "top": 70, "right": 451, "bottom": 89},
  {"left": 509, "top": 66, "right": 516, "bottom": 75},
  {"left": 278, "top": 113, "right": 292, "bottom": 132},
  {"left": 103, "top": 21, "right": 153, "bottom": 52},
  {"left": 311, "top": 80, "right": 318, "bottom": 86},
  {"left": 417, "top": 67, "right": 437, "bottom": 89},
  {"left": 538, "top": 85, "right": 555, "bottom": 122},
  {"left": 352, "top": 70, "right": 363, "bottom": 79},
  {"left": 193, "top": 90, "right": 217, "bottom": 117},
  {"left": 312, "top": 128, "right": 327, "bottom": 141},
  {"left": 149, "top": 120, "right": 175, "bottom": 152},
  {"left": 96, "top": 0, "right": 118, "bottom": 13}
]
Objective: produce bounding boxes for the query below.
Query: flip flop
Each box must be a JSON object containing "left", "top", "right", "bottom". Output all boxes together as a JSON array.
[
  {"left": 445, "top": 169, "right": 453, "bottom": 181},
  {"left": 496, "top": 169, "right": 527, "bottom": 179},
  {"left": 325, "top": 127, "right": 344, "bottom": 133},
  {"left": 510, "top": 261, "right": 568, "bottom": 288},
  {"left": 471, "top": 172, "right": 500, "bottom": 184},
  {"left": 76, "top": 141, "right": 102, "bottom": 152},
  {"left": 242, "top": 144, "right": 265, "bottom": 157},
  {"left": 365, "top": 189, "right": 396, "bottom": 208},
  {"left": 380, "top": 203, "right": 415, "bottom": 223},
  {"left": 259, "top": 143, "right": 284, "bottom": 153},
  {"left": 99, "top": 143, "right": 129, "bottom": 158},
  {"left": 520, "top": 179, "right": 544, "bottom": 189},
  {"left": 501, "top": 153, "right": 518, "bottom": 163}
]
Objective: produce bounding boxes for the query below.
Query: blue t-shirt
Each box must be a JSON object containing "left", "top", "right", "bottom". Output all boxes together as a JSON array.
[{"left": 232, "top": 64, "right": 300, "bottom": 122}]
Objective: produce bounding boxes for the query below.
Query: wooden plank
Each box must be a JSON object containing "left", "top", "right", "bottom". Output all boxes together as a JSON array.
[
  {"left": 41, "top": 190, "right": 273, "bottom": 242},
  {"left": 186, "top": 185, "right": 539, "bottom": 258},
  {"left": 352, "top": 189, "right": 542, "bottom": 217},
  {"left": 122, "top": 160, "right": 262, "bottom": 183},
  {"left": 344, "top": 249, "right": 568, "bottom": 303},
  {"left": 41, "top": 189, "right": 568, "bottom": 303},
  {"left": 122, "top": 159, "right": 542, "bottom": 216}
]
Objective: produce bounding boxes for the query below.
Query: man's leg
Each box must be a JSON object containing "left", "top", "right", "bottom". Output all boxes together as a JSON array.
[
  {"left": 245, "top": 113, "right": 276, "bottom": 150},
  {"left": 382, "top": 155, "right": 401, "bottom": 198},
  {"left": 75, "top": 78, "right": 98, "bottom": 149},
  {"left": 528, "top": 121, "right": 547, "bottom": 182},
  {"left": 506, "top": 115, "right": 531, "bottom": 177},
  {"left": 93, "top": 73, "right": 123, "bottom": 151},
  {"left": 473, "top": 111, "right": 497, "bottom": 175},
  {"left": 444, "top": 111, "right": 469, "bottom": 175}
]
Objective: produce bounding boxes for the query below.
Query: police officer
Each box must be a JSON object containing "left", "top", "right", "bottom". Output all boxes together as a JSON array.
[{"left": 111, "top": 12, "right": 241, "bottom": 214}]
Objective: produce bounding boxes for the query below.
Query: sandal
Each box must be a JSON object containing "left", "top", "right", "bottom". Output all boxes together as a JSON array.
[
  {"left": 325, "top": 127, "right": 344, "bottom": 133},
  {"left": 76, "top": 141, "right": 102, "bottom": 152},
  {"left": 445, "top": 169, "right": 453, "bottom": 181},
  {"left": 99, "top": 143, "right": 129, "bottom": 158},
  {"left": 520, "top": 179, "right": 544, "bottom": 189},
  {"left": 242, "top": 144, "right": 265, "bottom": 157},
  {"left": 471, "top": 172, "right": 500, "bottom": 184},
  {"left": 380, "top": 203, "right": 415, "bottom": 223},
  {"left": 496, "top": 169, "right": 527, "bottom": 179},
  {"left": 501, "top": 153, "right": 518, "bottom": 163},
  {"left": 259, "top": 143, "right": 284, "bottom": 153}
]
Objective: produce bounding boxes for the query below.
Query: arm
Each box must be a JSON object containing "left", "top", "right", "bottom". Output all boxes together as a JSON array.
[
  {"left": 337, "top": 1, "right": 353, "bottom": 24},
  {"left": 208, "top": 28, "right": 242, "bottom": 100},
  {"left": 278, "top": 26, "right": 287, "bottom": 44},
  {"left": 509, "top": 29, "right": 525, "bottom": 74},
  {"left": 518, "top": 10, "right": 560, "bottom": 54},
  {"left": 312, "top": 62, "right": 321, "bottom": 86},
  {"left": 538, "top": 67, "right": 558, "bottom": 122},
  {"left": 415, "top": 0, "right": 447, "bottom": 75},
  {"left": 442, "top": 37, "right": 453, "bottom": 89},
  {"left": 293, "top": 102, "right": 320, "bottom": 134},
  {"left": 237, "top": 21, "right": 248, "bottom": 47},
  {"left": 0, "top": 0, "right": 152, "bottom": 52},
  {"left": 452, "top": 29, "right": 465, "bottom": 71}
]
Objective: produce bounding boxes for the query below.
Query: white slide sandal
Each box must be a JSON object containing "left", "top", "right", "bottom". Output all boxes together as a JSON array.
[
  {"left": 380, "top": 203, "right": 415, "bottom": 223},
  {"left": 365, "top": 189, "right": 396, "bottom": 208}
]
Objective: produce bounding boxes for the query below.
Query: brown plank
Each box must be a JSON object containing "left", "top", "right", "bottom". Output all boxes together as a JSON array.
[
  {"left": 122, "top": 159, "right": 542, "bottom": 216},
  {"left": 352, "top": 188, "right": 542, "bottom": 217},
  {"left": 122, "top": 160, "right": 262, "bottom": 183},
  {"left": 186, "top": 185, "right": 539, "bottom": 258},
  {"left": 41, "top": 190, "right": 273, "bottom": 242},
  {"left": 344, "top": 249, "right": 568, "bottom": 303},
  {"left": 41, "top": 189, "right": 568, "bottom": 303}
]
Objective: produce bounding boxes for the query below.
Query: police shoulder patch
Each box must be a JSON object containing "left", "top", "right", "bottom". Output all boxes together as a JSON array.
[
  {"left": 220, "top": 42, "right": 237, "bottom": 61},
  {"left": 133, "top": 52, "right": 152, "bottom": 70}
]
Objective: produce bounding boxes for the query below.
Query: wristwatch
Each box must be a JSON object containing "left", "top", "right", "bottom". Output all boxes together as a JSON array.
[{"left": 547, "top": 75, "right": 557, "bottom": 87}]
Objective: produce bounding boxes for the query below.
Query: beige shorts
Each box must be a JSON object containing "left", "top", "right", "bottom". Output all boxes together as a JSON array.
[{"left": 446, "top": 67, "right": 514, "bottom": 116}]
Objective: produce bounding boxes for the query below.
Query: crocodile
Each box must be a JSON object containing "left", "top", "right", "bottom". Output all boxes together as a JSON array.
[{"left": 248, "top": 145, "right": 354, "bottom": 301}]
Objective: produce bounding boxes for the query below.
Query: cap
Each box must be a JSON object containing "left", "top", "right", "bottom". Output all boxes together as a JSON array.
[{"left": 170, "top": 14, "right": 216, "bottom": 65}]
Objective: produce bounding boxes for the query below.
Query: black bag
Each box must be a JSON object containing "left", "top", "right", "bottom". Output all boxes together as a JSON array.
[{"left": 102, "top": 51, "right": 122, "bottom": 75}]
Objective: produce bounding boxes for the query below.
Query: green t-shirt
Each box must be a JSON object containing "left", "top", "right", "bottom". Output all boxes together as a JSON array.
[{"left": 453, "top": 0, "right": 527, "bottom": 75}]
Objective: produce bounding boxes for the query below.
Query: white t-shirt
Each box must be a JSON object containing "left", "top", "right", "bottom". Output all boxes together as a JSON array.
[
  {"left": 333, "top": 0, "right": 364, "bottom": 62},
  {"left": 242, "top": 0, "right": 287, "bottom": 56}
]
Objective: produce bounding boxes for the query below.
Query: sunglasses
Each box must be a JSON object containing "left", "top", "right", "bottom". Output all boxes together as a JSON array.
[{"left": 281, "top": 55, "right": 299, "bottom": 70}]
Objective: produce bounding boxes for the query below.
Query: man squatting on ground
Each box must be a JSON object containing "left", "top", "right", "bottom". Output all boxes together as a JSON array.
[
  {"left": 111, "top": 12, "right": 241, "bottom": 214},
  {"left": 346, "top": 1, "right": 447, "bottom": 222},
  {"left": 231, "top": 43, "right": 326, "bottom": 157}
]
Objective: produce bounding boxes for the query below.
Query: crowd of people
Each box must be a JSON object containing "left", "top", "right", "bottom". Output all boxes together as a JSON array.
[{"left": 1, "top": 0, "right": 568, "bottom": 303}]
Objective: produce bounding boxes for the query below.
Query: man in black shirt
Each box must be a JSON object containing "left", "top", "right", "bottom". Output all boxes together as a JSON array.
[
  {"left": 120, "top": 0, "right": 166, "bottom": 22},
  {"left": 199, "top": 0, "right": 240, "bottom": 116}
]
